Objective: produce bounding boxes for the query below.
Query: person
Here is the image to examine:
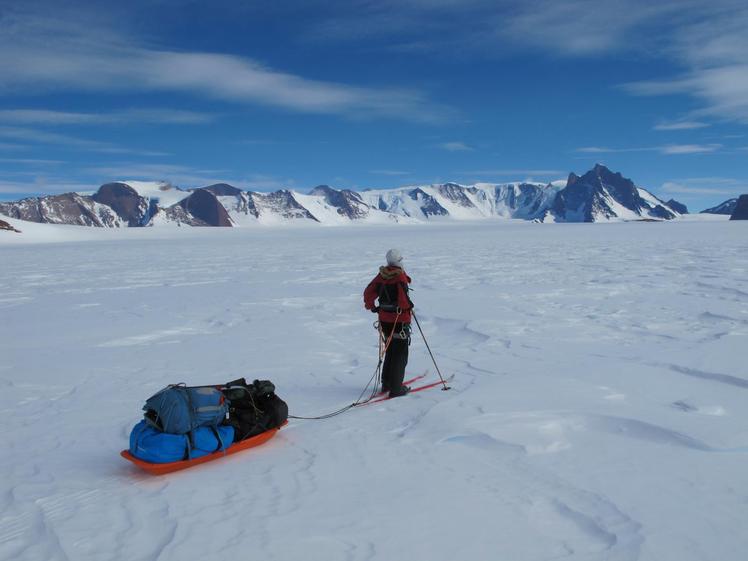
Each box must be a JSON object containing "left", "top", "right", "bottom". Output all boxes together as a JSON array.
[{"left": 363, "top": 249, "right": 413, "bottom": 397}]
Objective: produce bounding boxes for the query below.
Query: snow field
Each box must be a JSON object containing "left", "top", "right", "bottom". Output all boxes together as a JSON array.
[{"left": 1, "top": 219, "right": 747, "bottom": 561}]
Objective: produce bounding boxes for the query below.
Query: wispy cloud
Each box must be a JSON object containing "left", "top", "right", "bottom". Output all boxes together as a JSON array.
[
  {"left": 460, "top": 168, "right": 565, "bottom": 177},
  {"left": 370, "top": 169, "right": 411, "bottom": 176},
  {"left": 576, "top": 146, "right": 652, "bottom": 154},
  {"left": 622, "top": 4, "right": 748, "bottom": 124},
  {"left": 653, "top": 120, "right": 709, "bottom": 131},
  {"left": 304, "top": 1, "right": 748, "bottom": 125},
  {"left": 85, "top": 163, "right": 230, "bottom": 188},
  {"left": 0, "top": 109, "right": 216, "bottom": 125},
  {"left": 0, "top": 12, "right": 455, "bottom": 124},
  {"left": 576, "top": 144, "right": 722, "bottom": 155},
  {"left": 0, "top": 126, "right": 168, "bottom": 156},
  {"left": 0, "top": 158, "right": 64, "bottom": 165},
  {"left": 661, "top": 178, "right": 747, "bottom": 196},
  {"left": 660, "top": 143, "right": 722, "bottom": 154},
  {"left": 0, "top": 179, "right": 97, "bottom": 196},
  {"left": 439, "top": 141, "right": 473, "bottom": 152},
  {"left": 82, "top": 163, "right": 294, "bottom": 191},
  {"left": 0, "top": 142, "right": 25, "bottom": 150}
]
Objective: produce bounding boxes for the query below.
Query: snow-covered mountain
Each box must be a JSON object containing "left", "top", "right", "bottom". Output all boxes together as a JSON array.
[
  {"left": 549, "top": 165, "right": 678, "bottom": 222},
  {"left": 701, "top": 198, "right": 738, "bottom": 215},
  {"left": 0, "top": 165, "right": 683, "bottom": 228}
]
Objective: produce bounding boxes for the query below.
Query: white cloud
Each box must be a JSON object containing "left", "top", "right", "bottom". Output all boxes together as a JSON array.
[
  {"left": 0, "top": 158, "right": 63, "bottom": 165},
  {"left": 460, "top": 169, "right": 564, "bottom": 176},
  {"left": 0, "top": 142, "right": 25, "bottom": 150},
  {"left": 662, "top": 177, "right": 748, "bottom": 197},
  {"left": 0, "top": 109, "right": 215, "bottom": 125},
  {"left": 439, "top": 141, "right": 473, "bottom": 152},
  {"left": 653, "top": 121, "right": 709, "bottom": 131},
  {"left": 660, "top": 143, "right": 721, "bottom": 154},
  {"left": 576, "top": 144, "right": 722, "bottom": 155},
  {"left": 0, "top": 13, "right": 454, "bottom": 124},
  {"left": 0, "top": 126, "right": 168, "bottom": 156},
  {"left": 622, "top": 3, "right": 748, "bottom": 125},
  {"left": 370, "top": 169, "right": 411, "bottom": 176},
  {"left": 576, "top": 146, "right": 652, "bottom": 153},
  {"left": 83, "top": 164, "right": 294, "bottom": 191},
  {"left": 305, "top": 1, "right": 748, "bottom": 126},
  {"left": 0, "top": 179, "right": 97, "bottom": 196}
]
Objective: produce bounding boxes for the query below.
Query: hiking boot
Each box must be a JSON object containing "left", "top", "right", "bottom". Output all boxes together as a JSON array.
[{"left": 388, "top": 386, "right": 410, "bottom": 398}]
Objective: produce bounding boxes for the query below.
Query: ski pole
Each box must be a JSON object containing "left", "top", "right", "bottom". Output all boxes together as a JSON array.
[{"left": 412, "top": 312, "right": 451, "bottom": 390}]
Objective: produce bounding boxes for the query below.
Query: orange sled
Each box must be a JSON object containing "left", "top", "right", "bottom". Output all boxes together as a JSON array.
[{"left": 121, "top": 422, "right": 286, "bottom": 475}]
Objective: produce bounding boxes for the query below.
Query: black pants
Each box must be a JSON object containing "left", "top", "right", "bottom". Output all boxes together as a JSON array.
[{"left": 381, "top": 322, "right": 410, "bottom": 395}]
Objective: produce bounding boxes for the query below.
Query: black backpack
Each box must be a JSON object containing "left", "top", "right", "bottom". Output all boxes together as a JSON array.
[
  {"left": 377, "top": 281, "right": 412, "bottom": 313},
  {"left": 222, "top": 378, "right": 288, "bottom": 442}
]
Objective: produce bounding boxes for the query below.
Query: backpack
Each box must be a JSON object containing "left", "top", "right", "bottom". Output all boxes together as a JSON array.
[
  {"left": 377, "top": 281, "right": 412, "bottom": 313},
  {"left": 143, "top": 384, "right": 229, "bottom": 435},
  {"left": 222, "top": 378, "right": 289, "bottom": 442}
]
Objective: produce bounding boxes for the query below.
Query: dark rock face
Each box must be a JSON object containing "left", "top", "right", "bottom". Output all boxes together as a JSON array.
[
  {"left": 202, "top": 183, "right": 243, "bottom": 197},
  {"left": 92, "top": 182, "right": 149, "bottom": 226},
  {"left": 504, "top": 183, "right": 551, "bottom": 218},
  {"left": 0, "top": 218, "right": 20, "bottom": 233},
  {"left": 701, "top": 198, "right": 737, "bottom": 215},
  {"left": 177, "top": 189, "right": 233, "bottom": 226},
  {"left": 0, "top": 193, "right": 118, "bottom": 226},
  {"left": 437, "top": 183, "right": 475, "bottom": 208},
  {"left": 253, "top": 190, "right": 318, "bottom": 221},
  {"left": 207, "top": 187, "right": 259, "bottom": 219},
  {"left": 552, "top": 164, "right": 676, "bottom": 222},
  {"left": 408, "top": 188, "right": 448, "bottom": 217},
  {"left": 666, "top": 199, "right": 688, "bottom": 214},
  {"left": 309, "top": 185, "right": 369, "bottom": 219},
  {"left": 729, "top": 195, "right": 748, "bottom": 220}
]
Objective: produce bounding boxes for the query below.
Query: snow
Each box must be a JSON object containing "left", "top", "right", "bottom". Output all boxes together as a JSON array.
[
  {"left": 1, "top": 220, "right": 747, "bottom": 561},
  {"left": 122, "top": 181, "right": 191, "bottom": 207}
]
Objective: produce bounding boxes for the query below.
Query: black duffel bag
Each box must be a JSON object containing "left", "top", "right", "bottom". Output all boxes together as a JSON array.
[{"left": 223, "top": 378, "right": 289, "bottom": 442}]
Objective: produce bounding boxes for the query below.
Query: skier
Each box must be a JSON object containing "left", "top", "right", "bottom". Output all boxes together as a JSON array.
[{"left": 363, "top": 249, "right": 413, "bottom": 398}]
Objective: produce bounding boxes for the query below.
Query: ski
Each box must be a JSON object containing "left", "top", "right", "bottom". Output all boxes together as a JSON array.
[
  {"left": 359, "top": 374, "right": 427, "bottom": 404},
  {"left": 377, "top": 373, "right": 427, "bottom": 396},
  {"left": 357, "top": 374, "right": 454, "bottom": 406}
]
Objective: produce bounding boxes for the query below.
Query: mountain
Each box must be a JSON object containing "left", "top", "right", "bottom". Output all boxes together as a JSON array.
[
  {"left": 666, "top": 199, "right": 688, "bottom": 214},
  {"left": 701, "top": 198, "right": 738, "bottom": 215},
  {"left": 551, "top": 164, "right": 676, "bottom": 222},
  {"left": 729, "top": 195, "right": 748, "bottom": 220},
  {"left": 0, "top": 218, "right": 20, "bottom": 233},
  {"left": 0, "top": 192, "right": 122, "bottom": 226},
  {"left": 0, "top": 165, "right": 683, "bottom": 229},
  {"left": 91, "top": 182, "right": 154, "bottom": 226}
]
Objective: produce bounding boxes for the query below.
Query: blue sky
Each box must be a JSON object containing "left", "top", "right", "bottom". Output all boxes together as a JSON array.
[{"left": 0, "top": 0, "right": 746, "bottom": 211}]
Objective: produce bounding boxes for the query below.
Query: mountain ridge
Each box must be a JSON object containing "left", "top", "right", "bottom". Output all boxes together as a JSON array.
[{"left": 0, "top": 165, "right": 685, "bottom": 228}]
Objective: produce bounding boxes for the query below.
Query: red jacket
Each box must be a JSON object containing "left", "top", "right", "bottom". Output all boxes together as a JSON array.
[{"left": 364, "top": 266, "right": 413, "bottom": 324}]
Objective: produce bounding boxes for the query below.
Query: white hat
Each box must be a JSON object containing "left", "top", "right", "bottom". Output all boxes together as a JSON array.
[{"left": 386, "top": 248, "right": 403, "bottom": 267}]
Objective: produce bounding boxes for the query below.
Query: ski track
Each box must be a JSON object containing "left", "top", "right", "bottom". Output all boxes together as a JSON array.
[{"left": 1, "top": 221, "right": 747, "bottom": 560}]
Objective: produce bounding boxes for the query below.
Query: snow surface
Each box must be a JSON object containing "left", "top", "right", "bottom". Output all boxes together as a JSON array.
[
  {"left": 1, "top": 220, "right": 747, "bottom": 561},
  {"left": 120, "top": 181, "right": 191, "bottom": 208}
]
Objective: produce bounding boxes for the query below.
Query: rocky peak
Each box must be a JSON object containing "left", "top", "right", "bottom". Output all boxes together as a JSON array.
[
  {"left": 0, "top": 218, "right": 20, "bottom": 233},
  {"left": 92, "top": 182, "right": 149, "bottom": 226},
  {"left": 566, "top": 172, "right": 581, "bottom": 187},
  {"left": 729, "top": 194, "right": 748, "bottom": 220},
  {"left": 701, "top": 198, "right": 738, "bottom": 215},
  {"left": 666, "top": 199, "right": 688, "bottom": 214},
  {"left": 202, "top": 183, "right": 243, "bottom": 197},
  {"left": 177, "top": 189, "right": 233, "bottom": 226}
]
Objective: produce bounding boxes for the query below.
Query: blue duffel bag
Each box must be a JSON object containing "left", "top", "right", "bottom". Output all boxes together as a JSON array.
[
  {"left": 129, "top": 420, "right": 234, "bottom": 463},
  {"left": 144, "top": 384, "right": 228, "bottom": 435}
]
